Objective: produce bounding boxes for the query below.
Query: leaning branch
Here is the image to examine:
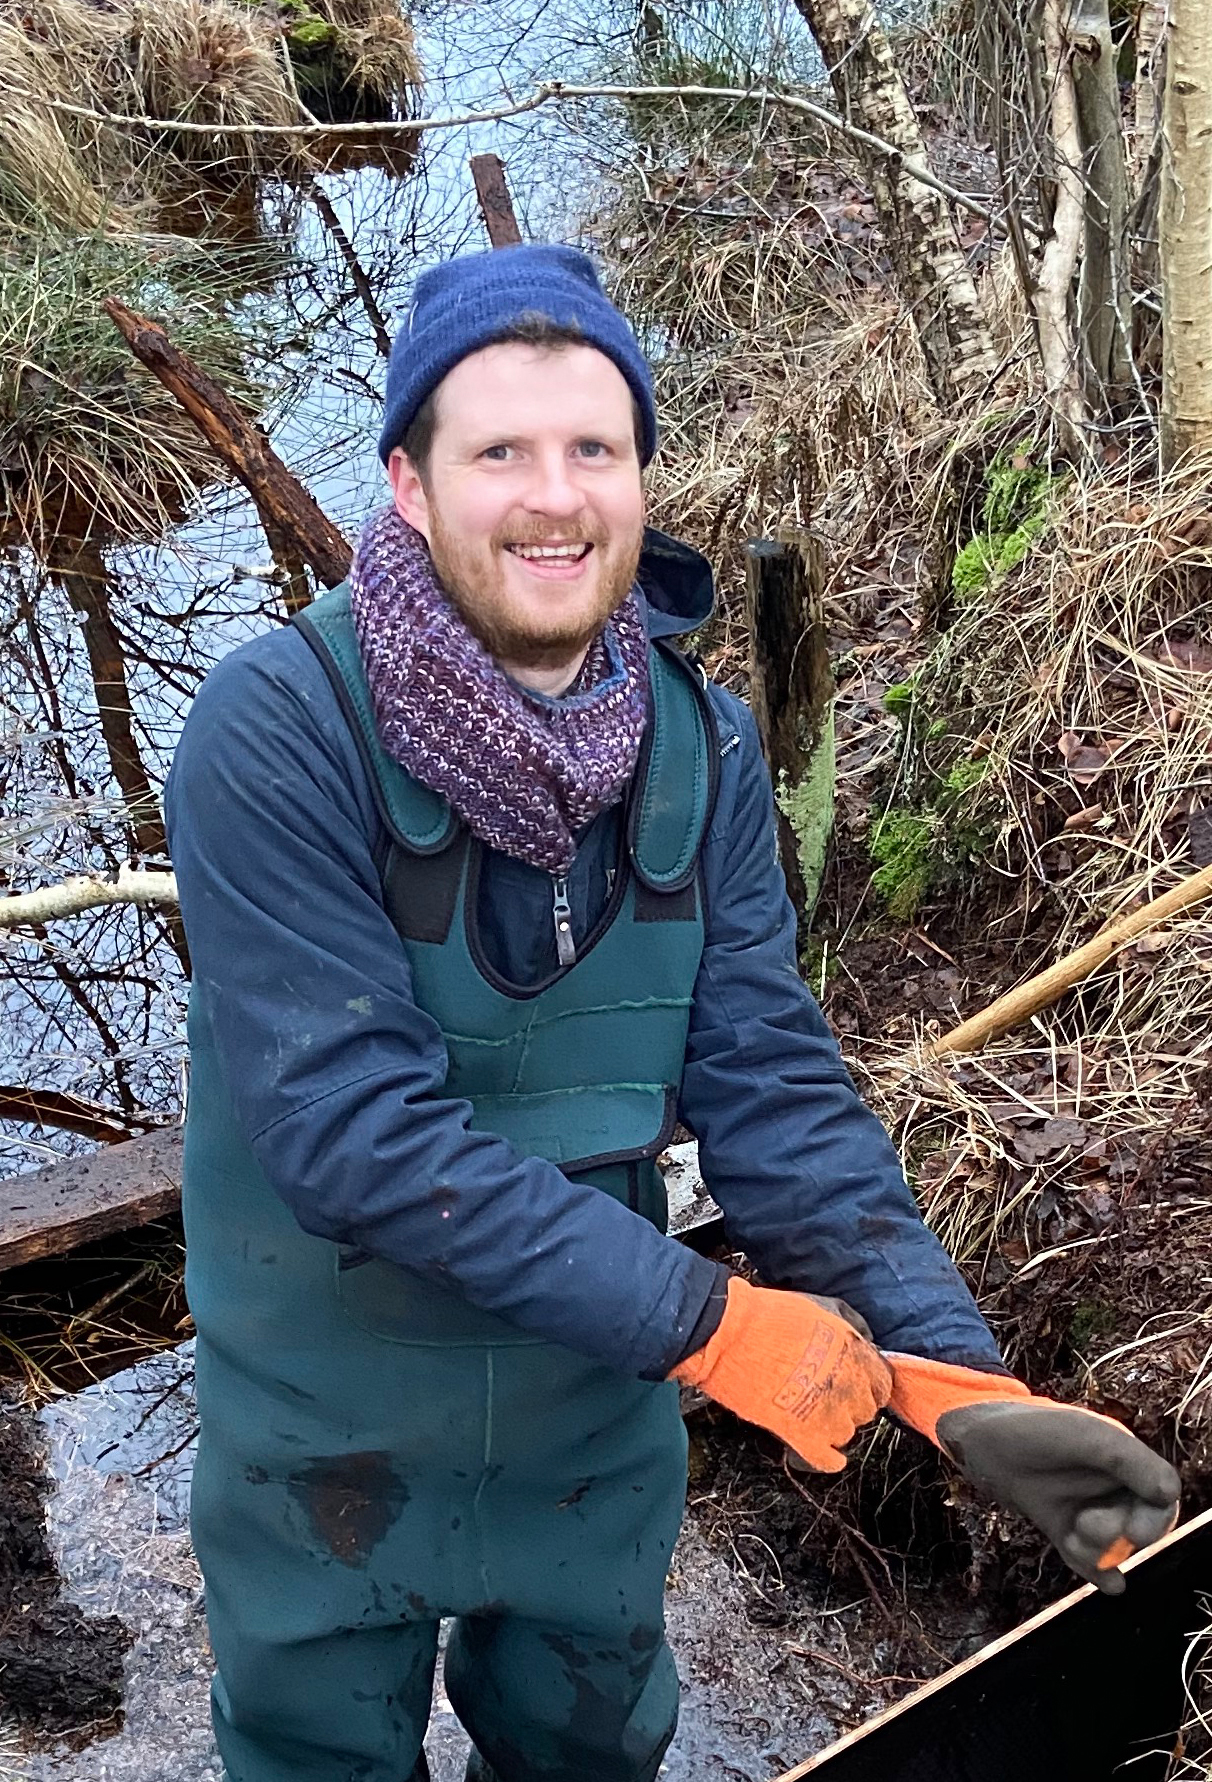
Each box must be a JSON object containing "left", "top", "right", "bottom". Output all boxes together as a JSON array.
[
  {"left": 0, "top": 868, "right": 179, "bottom": 930},
  {"left": 104, "top": 297, "right": 352, "bottom": 591},
  {"left": 930, "top": 861, "right": 1212, "bottom": 1057},
  {"left": 12, "top": 78, "right": 1019, "bottom": 235}
]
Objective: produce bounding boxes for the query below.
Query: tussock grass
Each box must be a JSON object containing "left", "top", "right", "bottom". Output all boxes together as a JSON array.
[
  {"left": 0, "top": 233, "right": 283, "bottom": 550},
  {"left": 130, "top": 0, "right": 299, "bottom": 168},
  {"left": 1, "top": 0, "right": 421, "bottom": 195},
  {"left": 314, "top": 0, "right": 422, "bottom": 105}
]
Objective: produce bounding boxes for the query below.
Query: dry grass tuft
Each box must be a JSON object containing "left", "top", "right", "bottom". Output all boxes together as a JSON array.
[
  {"left": 316, "top": 0, "right": 422, "bottom": 103},
  {"left": 2, "top": 0, "right": 422, "bottom": 194},
  {"left": 1166, "top": 1609, "right": 1212, "bottom": 1778},
  {"left": 0, "top": 1723, "right": 26, "bottom": 1782},
  {"left": 0, "top": 232, "right": 285, "bottom": 552},
  {"left": 129, "top": 0, "right": 298, "bottom": 169}
]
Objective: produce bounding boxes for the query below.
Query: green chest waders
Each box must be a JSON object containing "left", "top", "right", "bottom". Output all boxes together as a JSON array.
[{"left": 182, "top": 586, "right": 718, "bottom": 1782}]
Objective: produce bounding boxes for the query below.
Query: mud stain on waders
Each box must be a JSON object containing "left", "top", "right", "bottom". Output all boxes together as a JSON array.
[{"left": 286, "top": 1451, "right": 410, "bottom": 1567}]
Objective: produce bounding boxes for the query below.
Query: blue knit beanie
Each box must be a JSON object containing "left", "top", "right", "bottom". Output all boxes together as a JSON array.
[{"left": 377, "top": 243, "right": 658, "bottom": 468}]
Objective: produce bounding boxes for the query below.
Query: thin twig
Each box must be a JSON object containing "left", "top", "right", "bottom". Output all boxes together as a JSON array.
[{"left": 7, "top": 77, "right": 1027, "bottom": 233}]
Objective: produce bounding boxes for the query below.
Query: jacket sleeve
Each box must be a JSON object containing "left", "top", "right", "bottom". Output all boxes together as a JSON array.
[
  {"left": 678, "top": 694, "right": 1007, "bottom": 1371},
  {"left": 165, "top": 628, "right": 722, "bottom": 1381}
]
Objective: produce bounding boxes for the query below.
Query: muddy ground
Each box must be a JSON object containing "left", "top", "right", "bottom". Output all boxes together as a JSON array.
[{"left": 0, "top": 1343, "right": 1056, "bottom": 1781}]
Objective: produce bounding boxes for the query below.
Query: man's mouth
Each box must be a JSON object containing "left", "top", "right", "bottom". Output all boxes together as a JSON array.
[{"left": 504, "top": 542, "right": 594, "bottom": 563}]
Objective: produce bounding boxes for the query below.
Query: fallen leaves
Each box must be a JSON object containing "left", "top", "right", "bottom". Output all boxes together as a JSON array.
[{"left": 1057, "top": 729, "right": 1114, "bottom": 784}]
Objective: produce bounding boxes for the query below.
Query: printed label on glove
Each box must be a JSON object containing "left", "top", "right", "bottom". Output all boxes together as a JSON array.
[{"left": 773, "top": 1327, "right": 841, "bottom": 1419}]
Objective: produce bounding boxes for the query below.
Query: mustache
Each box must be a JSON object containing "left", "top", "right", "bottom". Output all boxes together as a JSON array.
[{"left": 493, "top": 520, "right": 610, "bottom": 548}]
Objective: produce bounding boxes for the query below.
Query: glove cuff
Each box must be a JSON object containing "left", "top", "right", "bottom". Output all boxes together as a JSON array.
[
  {"left": 669, "top": 1275, "right": 755, "bottom": 1389},
  {"left": 885, "top": 1352, "right": 1033, "bottom": 1447}
]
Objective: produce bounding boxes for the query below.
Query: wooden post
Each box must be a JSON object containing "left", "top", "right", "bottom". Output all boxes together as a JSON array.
[
  {"left": 744, "top": 537, "right": 835, "bottom": 942},
  {"left": 471, "top": 153, "right": 523, "bottom": 247},
  {"left": 104, "top": 297, "right": 352, "bottom": 592}
]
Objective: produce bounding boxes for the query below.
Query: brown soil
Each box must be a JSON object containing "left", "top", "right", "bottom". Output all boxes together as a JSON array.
[{"left": 0, "top": 1394, "right": 131, "bottom": 1739}]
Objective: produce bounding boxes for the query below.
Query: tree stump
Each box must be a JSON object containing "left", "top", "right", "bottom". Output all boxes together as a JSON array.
[{"left": 744, "top": 536, "right": 835, "bottom": 948}]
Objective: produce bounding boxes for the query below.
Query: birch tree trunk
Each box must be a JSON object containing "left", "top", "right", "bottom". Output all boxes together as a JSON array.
[
  {"left": 1161, "top": 0, "right": 1212, "bottom": 467},
  {"left": 1071, "top": 0, "right": 1134, "bottom": 410},
  {"left": 1034, "top": 0, "right": 1087, "bottom": 451},
  {"left": 791, "top": 0, "right": 996, "bottom": 409},
  {"left": 1132, "top": 0, "right": 1168, "bottom": 194}
]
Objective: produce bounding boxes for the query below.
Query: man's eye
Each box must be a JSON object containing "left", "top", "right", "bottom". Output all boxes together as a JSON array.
[
  {"left": 482, "top": 444, "right": 512, "bottom": 460},
  {"left": 578, "top": 440, "right": 608, "bottom": 458}
]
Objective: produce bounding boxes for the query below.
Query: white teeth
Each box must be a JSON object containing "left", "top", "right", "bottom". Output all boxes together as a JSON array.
[{"left": 510, "top": 544, "right": 587, "bottom": 560}]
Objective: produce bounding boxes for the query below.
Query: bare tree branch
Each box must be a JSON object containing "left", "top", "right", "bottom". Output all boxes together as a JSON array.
[
  {"left": 11, "top": 78, "right": 1022, "bottom": 235},
  {"left": 0, "top": 868, "right": 179, "bottom": 930}
]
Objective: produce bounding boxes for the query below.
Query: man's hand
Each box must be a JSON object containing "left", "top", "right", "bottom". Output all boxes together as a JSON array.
[
  {"left": 886, "top": 1353, "right": 1181, "bottom": 1594},
  {"left": 936, "top": 1400, "right": 1180, "bottom": 1595},
  {"left": 671, "top": 1278, "right": 892, "bottom": 1472}
]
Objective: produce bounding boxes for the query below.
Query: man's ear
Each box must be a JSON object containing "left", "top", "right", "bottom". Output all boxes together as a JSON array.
[{"left": 387, "top": 448, "right": 430, "bottom": 543}]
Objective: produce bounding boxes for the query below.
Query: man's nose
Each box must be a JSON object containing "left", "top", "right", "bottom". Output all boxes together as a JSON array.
[{"left": 520, "top": 451, "right": 585, "bottom": 519}]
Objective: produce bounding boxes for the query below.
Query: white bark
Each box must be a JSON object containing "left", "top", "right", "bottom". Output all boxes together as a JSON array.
[
  {"left": 1161, "top": 0, "right": 1212, "bottom": 467},
  {"left": 1035, "top": 0, "right": 1087, "bottom": 448},
  {"left": 792, "top": 0, "right": 998, "bottom": 408},
  {"left": 1133, "top": 0, "right": 1168, "bottom": 194},
  {"left": 0, "top": 868, "right": 178, "bottom": 929}
]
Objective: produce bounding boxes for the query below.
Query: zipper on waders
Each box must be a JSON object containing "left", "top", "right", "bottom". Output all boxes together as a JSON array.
[{"left": 551, "top": 875, "right": 577, "bottom": 967}]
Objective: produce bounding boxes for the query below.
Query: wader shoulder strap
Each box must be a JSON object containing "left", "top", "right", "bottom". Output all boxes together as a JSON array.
[
  {"left": 627, "top": 641, "right": 719, "bottom": 893},
  {"left": 292, "top": 583, "right": 458, "bottom": 855}
]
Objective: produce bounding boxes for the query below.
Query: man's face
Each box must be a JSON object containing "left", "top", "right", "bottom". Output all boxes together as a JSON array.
[{"left": 387, "top": 341, "right": 645, "bottom": 673}]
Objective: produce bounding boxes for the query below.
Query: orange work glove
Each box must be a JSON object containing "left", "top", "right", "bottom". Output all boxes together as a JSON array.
[
  {"left": 671, "top": 1277, "right": 892, "bottom": 1473},
  {"left": 887, "top": 1353, "right": 1181, "bottom": 1593}
]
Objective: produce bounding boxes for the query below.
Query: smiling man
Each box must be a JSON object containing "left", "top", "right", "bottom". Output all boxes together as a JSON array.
[{"left": 165, "top": 245, "right": 1179, "bottom": 1782}]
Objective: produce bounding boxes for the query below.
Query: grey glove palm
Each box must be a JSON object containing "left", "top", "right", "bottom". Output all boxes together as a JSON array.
[{"left": 937, "top": 1399, "right": 1181, "bottom": 1595}]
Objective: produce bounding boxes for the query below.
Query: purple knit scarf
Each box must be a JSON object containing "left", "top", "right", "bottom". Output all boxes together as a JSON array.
[{"left": 349, "top": 505, "right": 650, "bottom": 874}]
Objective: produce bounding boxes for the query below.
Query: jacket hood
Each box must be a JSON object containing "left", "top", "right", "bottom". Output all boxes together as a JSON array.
[{"left": 637, "top": 527, "right": 715, "bottom": 640}]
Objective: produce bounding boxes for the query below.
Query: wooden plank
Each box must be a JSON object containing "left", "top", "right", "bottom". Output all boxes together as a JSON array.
[
  {"left": 776, "top": 1504, "right": 1212, "bottom": 1782},
  {"left": 470, "top": 152, "right": 523, "bottom": 247},
  {"left": 0, "top": 1126, "right": 183, "bottom": 1272}
]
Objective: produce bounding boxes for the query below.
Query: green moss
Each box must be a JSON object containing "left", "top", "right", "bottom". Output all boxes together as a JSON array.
[
  {"left": 869, "top": 808, "right": 935, "bottom": 922},
  {"left": 951, "top": 439, "right": 1063, "bottom": 602},
  {"left": 287, "top": 14, "right": 338, "bottom": 51},
  {"left": 951, "top": 535, "right": 998, "bottom": 598},
  {"left": 866, "top": 760, "right": 994, "bottom": 922},
  {"left": 943, "top": 758, "right": 988, "bottom": 797},
  {"left": 1069, "top": 1299, "right": 1116, "bottom": 1355},
  {"left": 775, "top": 705, "right": 836, "bottom": 914},
  {"left": 883, "top": 678, "right": 918, "bottom": 718},
  {"left": 799, "top": 933, "right": 840, "bottom": 994}
]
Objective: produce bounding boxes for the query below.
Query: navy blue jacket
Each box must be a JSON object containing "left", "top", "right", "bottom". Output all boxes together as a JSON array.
[{"left": 165, "top": 530, "right": 1004, "bottom": 1381}]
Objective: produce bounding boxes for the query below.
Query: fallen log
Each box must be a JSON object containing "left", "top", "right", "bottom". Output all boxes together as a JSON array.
[
  {"left": 0, "top": 1132, "right": 720, "bottom": 1274},
  {"left": 103, "top": 297, "right": 352, "bottom": 591},
  {"left": 930, "top": 859, "right": 1212, "bottom": 1057}
]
